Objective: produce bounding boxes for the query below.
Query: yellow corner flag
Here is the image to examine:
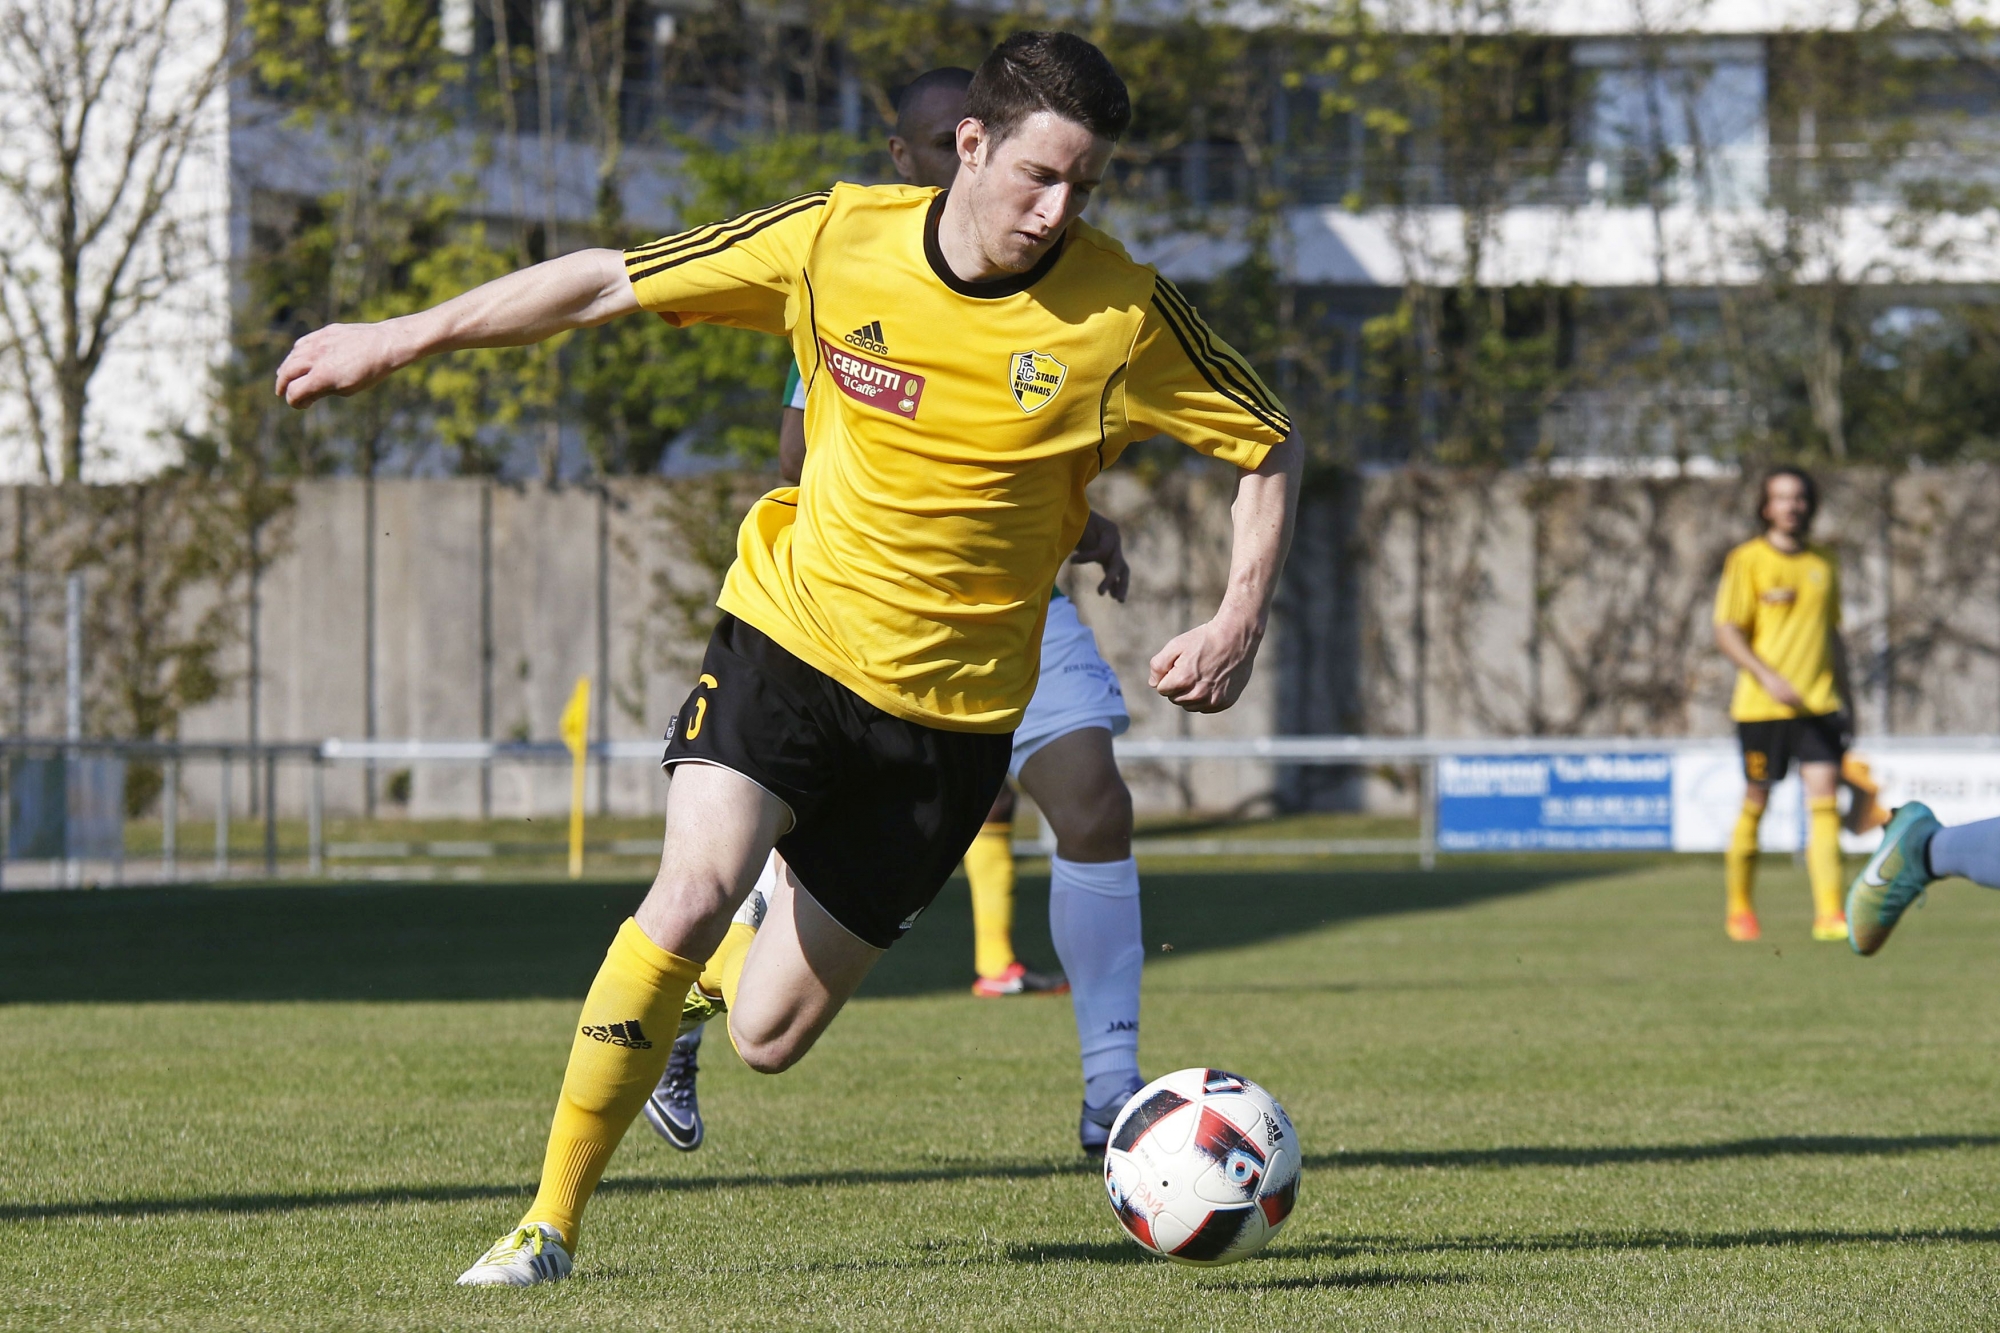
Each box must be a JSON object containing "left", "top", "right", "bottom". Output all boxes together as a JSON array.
[{"left": 560, "top": 675, "right": 592, "bottom": 879}]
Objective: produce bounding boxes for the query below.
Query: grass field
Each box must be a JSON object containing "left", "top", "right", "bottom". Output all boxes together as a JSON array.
[{"left": 6, "top": 855, "right": 2000, "bottom": 1330}]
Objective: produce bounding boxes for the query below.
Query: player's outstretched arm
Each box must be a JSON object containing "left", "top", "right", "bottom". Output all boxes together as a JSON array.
[
  {"left": 1148, "top": 435, "right": 1302, "bottom": 713},
  {"left": 275, "top": 249, "right": 638, "bottom": 408}
]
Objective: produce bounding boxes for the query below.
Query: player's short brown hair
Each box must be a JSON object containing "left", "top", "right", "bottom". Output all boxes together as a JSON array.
[
  {"left": 964, "top": 31, "right": 1131, "bottom": 146},
  {"left": 1758, "top": 465, "right": 1818, "bottom": 529}
]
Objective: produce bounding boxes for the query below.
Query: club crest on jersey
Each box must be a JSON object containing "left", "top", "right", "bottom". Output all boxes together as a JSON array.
[
  {"left": 820, "top": 337, "right": 924, "bottom": 420},
  {"left": 1009, "top": 350, "right": 1068, "bottom": 413}
]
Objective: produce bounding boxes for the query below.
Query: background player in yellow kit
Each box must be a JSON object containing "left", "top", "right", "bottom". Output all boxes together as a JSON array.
[
  {"left": 1712, "top": 467, "right": 1853, "bottom": 943},
  {"left": 275, "top": 31, "right": 1300, "bottom": 1287}
]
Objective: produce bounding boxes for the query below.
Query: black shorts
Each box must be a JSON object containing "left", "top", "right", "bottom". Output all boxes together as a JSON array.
[
  {"left": 661, "top": 615, "right": 1012, "bottom": 949},
  {"left": 1737, "top": 713, "right": 1846, "bottom": 784}
]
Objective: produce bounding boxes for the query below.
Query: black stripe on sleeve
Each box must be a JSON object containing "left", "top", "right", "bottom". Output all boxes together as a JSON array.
[
  {"left": 625, "top": 191, "right": 830, "bottom": 265},
  {"left": 1153, "top": 277, "right": 1282, "bottom": 407},
  {"left": 624, "top": 193, "right": 830, "bottom": 285},
  {"left": 1150, "top": 286, "right": 1290, "bottom": 434},
  {"left": 1146, "top": 285, "right": 1292, "bottom": 437},
  {"left": 1153, "top": 279, "right": 1288, "bottom": 425},
  {"left": 1151, "top": 279, "right": 1292, "bottom": 432}
]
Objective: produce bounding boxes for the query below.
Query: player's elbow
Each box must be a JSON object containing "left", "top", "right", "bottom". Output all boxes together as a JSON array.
[
  {"left": 572, "top": 248, "right": 640, "bottom": 325},
  {"left": 1249, "top": 434, "right": 1303, "bottom": 480}
]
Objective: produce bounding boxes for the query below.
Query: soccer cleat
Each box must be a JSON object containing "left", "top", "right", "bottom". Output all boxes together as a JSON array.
[
  {"left": 641, "top": 1032, "right": 704, "bottom": 1151},
  {"left": 456, "top": 1222, "right": 572, "bottom": 1287},
  {"left": 970, "top": 961, "right": 1069, "bottom": 998},
  {"left": 678, "top": 983, "right": 724, "bottom": 1038},
  {"left": 1848, "top": 802, "right": 1942, "bottom": 957},
  {"left": 674, "top": 884, "right": 766, "bottom": 1038},
  {"left": 1812, "top": 913, "right": 1849, "bottom": 942},
  {"left": 1725, "top": 910, "right": 1761, "bottom": 942},
  {"left": 1078, "top": 1073, "right": 1145, "bottom": 1156},
  {"left": 1841, "top": 755, "right": 1890, "bottom": 833}
]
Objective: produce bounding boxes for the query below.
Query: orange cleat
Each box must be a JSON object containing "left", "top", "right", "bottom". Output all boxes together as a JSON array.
[
  {"left": 1726, "top": 910, "right": 1761, "bottom": 942},
  {"left": 970, "top": 961, "right": 1068, "bottom": 997}
]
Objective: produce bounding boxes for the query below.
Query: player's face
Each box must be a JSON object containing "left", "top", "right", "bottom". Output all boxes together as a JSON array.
[
  {"left": 956, "top": 111, "right": 1113, "bottom": 274},
  {"left": 888, "top": 86, "right": 967, "bottom": 190},
  {"left": 1763, "top": 474, "right": 1811, "bottom": 537}
]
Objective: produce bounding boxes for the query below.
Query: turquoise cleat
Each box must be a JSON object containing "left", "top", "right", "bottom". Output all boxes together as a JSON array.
[{"left": 1847, "top": 802, "right": 1941, "bottom": 957}]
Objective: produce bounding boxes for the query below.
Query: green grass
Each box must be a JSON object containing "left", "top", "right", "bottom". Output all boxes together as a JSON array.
[{"left": 6, "top": 857, "right": 2000, "bottom": 1329}]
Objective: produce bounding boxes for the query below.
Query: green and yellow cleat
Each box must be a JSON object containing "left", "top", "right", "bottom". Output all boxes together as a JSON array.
[
  {"left": 1847, "top": 802, "right": 1941, "bottom": 957},
  {"left": 678, "top": 982, "right": 724, "bottom": 1039}
]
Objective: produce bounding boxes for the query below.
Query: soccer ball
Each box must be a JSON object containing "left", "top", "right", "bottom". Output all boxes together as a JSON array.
[{"left": 1102, "top": 1068, "right": 1301, "bottom": 1266}]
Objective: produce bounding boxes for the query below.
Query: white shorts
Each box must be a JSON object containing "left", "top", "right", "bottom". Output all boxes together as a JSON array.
[{"left": 1011, "top": 593, "right": 1129, "bottom": 779}]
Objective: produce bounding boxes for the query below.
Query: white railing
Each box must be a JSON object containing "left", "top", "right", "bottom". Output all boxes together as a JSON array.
[{"left": 4, "top": 733, "right": 1995, "bottom": 885}]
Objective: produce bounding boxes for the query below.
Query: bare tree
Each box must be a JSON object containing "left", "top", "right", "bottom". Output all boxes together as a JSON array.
[{"left": 0, "top": 0, "right": 232, "bottom": 480}]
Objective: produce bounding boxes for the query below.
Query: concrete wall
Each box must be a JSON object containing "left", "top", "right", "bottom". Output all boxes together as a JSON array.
[{"left": 12, "top": 465, "right": 1999, "bottom": 820}]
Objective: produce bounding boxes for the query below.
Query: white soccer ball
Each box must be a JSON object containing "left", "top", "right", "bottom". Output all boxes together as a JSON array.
[{"left": 1102, "top": 1067, "right": 1301, "bottom": 1266}]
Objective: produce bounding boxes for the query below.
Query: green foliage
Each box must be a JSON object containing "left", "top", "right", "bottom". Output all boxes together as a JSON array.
[
  {"left": 36, "top": 473, "right": 276, "bottom": 812},
  {"left": 224, "top": 0, "right": 2000, "bottom": 477},
  {"left": 569, "top": 132, "right": 866, "bottom": 474}
]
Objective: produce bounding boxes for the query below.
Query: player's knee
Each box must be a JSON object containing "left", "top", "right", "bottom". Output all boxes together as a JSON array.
[
  {"left": 1082, "top": 780, "right": 1133, "bottom": 843},
  {"left": 727, "top": 1019, "right": 808, "bottom": 1075},
  {"left": 635, "top": 866, "right": 738, "bottom": 946},
  {"left": 1053, "top": 779, "right": 1133, "bottom": 860}
]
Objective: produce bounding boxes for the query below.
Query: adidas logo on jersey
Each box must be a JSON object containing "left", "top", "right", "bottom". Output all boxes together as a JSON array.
[
  {"left": 844, "top": 320, "right": 888, "bottom": 355},
  {"left": 582, "top": 1020, "right": 653, "bottom": 1049}
]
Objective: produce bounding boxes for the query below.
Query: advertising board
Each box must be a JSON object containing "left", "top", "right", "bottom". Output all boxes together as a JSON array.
[{"left": 1437, "top": 752, "right": 1674, "bottom": 851}]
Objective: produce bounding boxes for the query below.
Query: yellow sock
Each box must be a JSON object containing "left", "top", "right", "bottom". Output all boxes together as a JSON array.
[
  {"left": 1726, "top": 800, "right": 1762, "bottom": 918},
  {"left": 521, "top": 919, "right": 700, "bottom": 1251},
  {"left": 1808, "top": 795, "right": 1844, "bottom": 921},
  {"left": 717, "top": 921, "right": 754, "bottom": 1013},
  {"left": 963, "top": 823, "right": 1017, "bottom": 979},
  {"left": 699, "top": 920, "right": 756, "bottom": 1001}
]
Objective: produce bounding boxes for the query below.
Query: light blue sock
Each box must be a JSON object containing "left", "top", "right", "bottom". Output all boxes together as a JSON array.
[
  {"left": 1049, "top": 854, "right": 1144, "bottom": 1105},
  {"left": 1927, "top": 816, "right": 2000, "bottom": 890}
]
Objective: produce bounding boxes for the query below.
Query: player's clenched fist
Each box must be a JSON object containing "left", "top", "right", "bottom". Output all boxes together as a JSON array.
[
  {"left": 274, "top": 323, "right": 413, "bottom": 408},
  {"left": 1149, "top": 611, "right": 1262, "bottom": 713}
]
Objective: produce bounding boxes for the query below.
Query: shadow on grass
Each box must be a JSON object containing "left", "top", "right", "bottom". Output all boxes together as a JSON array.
[
  {"left": 11, "top": 1132, "right": 1997, "bottom": 1227},
  {"left": 1343, "top": 1225, "right": 2000, "bottom": 1257},
  {"left": 1305, "top": 1133, "right": 2000, "bottom": 1171},
  {"left": 0, "top": 1159, "right": 1099, "bottom": 1224},
  {"left": 0, "top": 867, "right": 1588, "bottom": 1004},
  {"left": 1201, "top": 1270, "right": 1475, "bottom": 1291}
]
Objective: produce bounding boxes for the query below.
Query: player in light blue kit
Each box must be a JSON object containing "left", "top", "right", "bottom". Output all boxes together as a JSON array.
[{"left": 646, "top": 66, "right": 1152, "bottom": 1156}]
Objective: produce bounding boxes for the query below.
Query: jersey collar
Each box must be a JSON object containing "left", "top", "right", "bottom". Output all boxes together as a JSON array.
[{"left": 923, "top": 190, "right": 1067, "bottom": 299}]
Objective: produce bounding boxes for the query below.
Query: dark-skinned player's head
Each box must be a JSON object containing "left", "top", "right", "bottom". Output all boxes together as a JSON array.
[
  {"left": 890, "top": 67, "right": 973, "bottom": 189},
  {"left": 1759, "top": 466, "right": 1817, "bottom": 538},
  {"left": 950, "top": 32, "right": 1132, "bottom": 275}
]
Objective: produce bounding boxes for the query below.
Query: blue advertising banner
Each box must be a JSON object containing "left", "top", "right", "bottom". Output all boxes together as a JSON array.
[{"left": 1437, "top": 753, "right": 1673, "bottom": 851}]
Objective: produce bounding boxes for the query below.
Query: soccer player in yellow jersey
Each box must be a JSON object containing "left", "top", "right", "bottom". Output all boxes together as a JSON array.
[
  {"left": 1712, "top": 467, "right": 1853, "bottom": 943},
  {"left": 275, "top": 31, "right": 1300, "bottom": 1287},
  {"left": 646, "top": 68, "right": 1150, "bottom": 1168},
  {"left": 775, "top": 66, "right": 1078, "bottom": 1005}
]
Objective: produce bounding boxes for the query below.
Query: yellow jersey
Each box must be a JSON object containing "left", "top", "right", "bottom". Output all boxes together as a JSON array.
[
  {"left": 1712, "top": 537, "right": 1843, "bottom": 721},
  {"left": 625, "top": 184, "right": 1289, "bottom": 732}
]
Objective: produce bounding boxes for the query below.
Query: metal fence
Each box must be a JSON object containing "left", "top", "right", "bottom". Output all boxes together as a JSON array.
[{"left": 3, "top": 733, "right": 1996, "bottom": 887}]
